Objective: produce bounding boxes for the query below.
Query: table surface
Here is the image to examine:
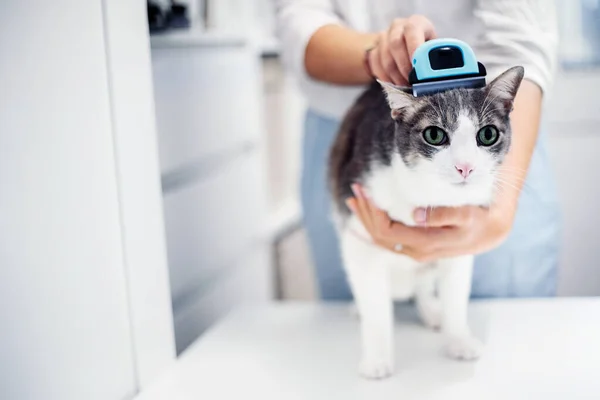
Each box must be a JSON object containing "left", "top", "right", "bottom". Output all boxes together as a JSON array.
[{"left": 137, "top": 299, "right": 600, "bottom": 400}]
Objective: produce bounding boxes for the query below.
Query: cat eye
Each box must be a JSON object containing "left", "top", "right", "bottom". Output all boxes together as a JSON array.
[
  {"left": 422, "top": 126, "right": 448, "bottom": 146},
  {"left": 477, "top": 125, "right": 499, "bottom": 146}
]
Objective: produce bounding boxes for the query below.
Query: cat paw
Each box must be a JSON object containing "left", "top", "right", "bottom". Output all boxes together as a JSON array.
[
  {"left": 359, "top": 358, "right": 394, "bottom": 380},
  {"left": 416, "top": 299, "right": 441, "bottom": 330},
  {"left": 444, "top": 335, "right": 483, "bottom": 361}
]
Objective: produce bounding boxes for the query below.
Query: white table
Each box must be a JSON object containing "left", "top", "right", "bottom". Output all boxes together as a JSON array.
[{"left": 136, "top": 299, "right": 600, "bottom": 400}]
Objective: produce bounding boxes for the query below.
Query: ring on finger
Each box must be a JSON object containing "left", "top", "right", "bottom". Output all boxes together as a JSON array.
[{"left": 393, "top": 243, "right": 403, "bottom": 252}]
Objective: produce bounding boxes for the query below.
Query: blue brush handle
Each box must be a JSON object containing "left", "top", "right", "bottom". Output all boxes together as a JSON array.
[{"left": 412, "top": 38, "right": 479, "bottom": 81}]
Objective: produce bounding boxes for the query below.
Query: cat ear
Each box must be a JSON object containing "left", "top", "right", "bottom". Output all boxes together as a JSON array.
[
  {"left": 377, "top": 79, "right": 415, "bottom": 118},
  {"left": 485, "top": 66, "right": 524, "bottom": 112}
]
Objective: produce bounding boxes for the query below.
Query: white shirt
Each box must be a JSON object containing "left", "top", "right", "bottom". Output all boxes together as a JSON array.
[{"left": 274, "top": 0, "right": 558, "bottom": 119}]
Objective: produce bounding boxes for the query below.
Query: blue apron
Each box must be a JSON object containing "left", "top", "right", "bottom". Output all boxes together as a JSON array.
[{"left": 300, "top": 109, "right": 561, "bottom": 300}]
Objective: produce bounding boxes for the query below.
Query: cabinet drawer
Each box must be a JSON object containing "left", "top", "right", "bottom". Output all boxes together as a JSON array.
[
  {"left": 172, "top": 245, "right": 273, "bottom": 354},
  {"left": 162, "top": 149, "right": 267, "bottom": 307},
  {"left": 151, "top": 45, "right": 263, "bottom": 173}
]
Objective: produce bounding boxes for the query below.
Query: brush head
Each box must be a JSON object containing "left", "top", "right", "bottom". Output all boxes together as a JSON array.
[{"left": 408, "top": 38, "right": 487, "bottom": 97}]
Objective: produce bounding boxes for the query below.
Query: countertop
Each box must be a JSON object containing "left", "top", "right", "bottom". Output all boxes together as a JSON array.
[
  {"left": 149, "top": 27, "right": 248, "bottom": 49},
  {"left": 136, "top": 298, "right": 600, "bottom": 400}
]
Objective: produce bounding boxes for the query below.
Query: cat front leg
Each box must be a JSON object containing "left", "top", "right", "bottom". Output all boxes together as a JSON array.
[
  {"left": 341, "top": 228, "right": 394, "bottom": 379},
  {"left": 415, "top": 267, "right": 442, "bottom": 330},
  {"left": 437, "top": 255, "right": 483, "bottom": 360}
]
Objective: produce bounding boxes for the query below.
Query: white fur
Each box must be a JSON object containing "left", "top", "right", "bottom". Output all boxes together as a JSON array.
[{"left": 338, "top": 113, "right": 493, "bottom": 379}]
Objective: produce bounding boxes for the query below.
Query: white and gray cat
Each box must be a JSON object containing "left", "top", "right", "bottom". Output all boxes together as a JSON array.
[{"left": 328, "top": 66, "right": 524, "bottom": 379}]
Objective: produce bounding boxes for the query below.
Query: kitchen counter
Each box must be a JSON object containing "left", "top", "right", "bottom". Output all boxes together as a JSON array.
[
  {"left": 135, "top": 298, "right": 600, "bottom": 400},
  {"left": 149, "top": 27, "right": 248, "bottom": 49}
]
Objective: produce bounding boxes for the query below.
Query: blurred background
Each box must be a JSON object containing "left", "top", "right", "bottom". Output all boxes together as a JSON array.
[{"left": 1, "top": 1, "right": 599, "bottom": 399}]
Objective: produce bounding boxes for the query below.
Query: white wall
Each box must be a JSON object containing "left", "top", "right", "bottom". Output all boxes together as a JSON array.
[
  {"left": 0, "top": 2, "right": 135, "bottom": 399},
  {"left": 545, "top": 70, "right": 600, "bottom": 296},
  {"left": 0, "top": 1, "right": 175, "bottom": 399},
  {"left": 102, "top": 0, "right": 176, "bottom": 387}
]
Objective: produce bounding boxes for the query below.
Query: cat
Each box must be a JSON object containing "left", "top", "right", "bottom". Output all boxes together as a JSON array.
[{"left": 328, "top": 66, "right": 524, "bottom": 379}]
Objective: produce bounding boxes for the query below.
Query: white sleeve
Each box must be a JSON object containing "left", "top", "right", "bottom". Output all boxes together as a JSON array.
[
  {"left": 474, "top": 0, "right": 559, "bottom": 94},
  {"left": 273, "top": 0, "right": 343, "bottom": 80}
]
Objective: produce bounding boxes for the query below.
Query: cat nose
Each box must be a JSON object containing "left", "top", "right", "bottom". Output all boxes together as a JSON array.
[{"left": 455, "top": 163, "right": 474, "bottom": 179}]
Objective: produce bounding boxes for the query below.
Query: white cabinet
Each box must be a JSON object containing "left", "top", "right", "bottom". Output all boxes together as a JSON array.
[
  {"left": 151, "top": 33, "right": 273, "bottom": 353},
  {"left": 151, "top": 35, "right": 262, "bottom": 173},
  {"left": 0, "top": 3, "right": 135, "bottom": 400},
  {"left": 163, "top": 150, "right": 266, "bottom": 307},
  {"left": 172, "top": 245, "right": 273, "bottom": 353},
  {"left": 0, "top": 2, "right": 176, "bottom": 399}
]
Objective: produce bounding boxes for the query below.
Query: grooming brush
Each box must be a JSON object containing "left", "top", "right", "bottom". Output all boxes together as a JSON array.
[{"left": 408, "top": 38, "right": 487, "bottom": 97}]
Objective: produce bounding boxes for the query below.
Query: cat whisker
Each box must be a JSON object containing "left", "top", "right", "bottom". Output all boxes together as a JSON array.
[
  {"left": 493, "top": 171, "right": 528, "bottom": 181},
  {"left": 493, "top": 180, "right": 521, "bottom": 193},
  {"left": 492, "top": 184, "right": 519, "bottom": 199},
  {"left": 493, "top": 168, "right": 529, "bottom": 177},
  {"left": 493, "top": 172, "right": 531, "bottom": 187},
  {"left": 493, "top": 178, "right": 533, "bottom": 196},
  {"left": 495, "top": 166, "right": 529, "bottom": 173},
  {"left": 493, "top": 170, "right": 528, "bottom": 180}
]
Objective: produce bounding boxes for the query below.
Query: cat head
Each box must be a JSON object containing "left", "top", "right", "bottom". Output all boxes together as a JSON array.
[{"left": 378, "top": 66, "right": 524, "bottom": 192}]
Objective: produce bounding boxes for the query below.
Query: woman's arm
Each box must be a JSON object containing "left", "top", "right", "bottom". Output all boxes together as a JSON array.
[
  {"left": 274, "top": 1, "right": 436, "bottom": 86},
  {"left": 274, "top": 0, "right": 345, "bottom": 81},
  {"left": 274, "top": 0, "right": 374, "bottom": 85},
  {"left": 305, "top": 16, "right": 436, "bottom": 86},
  {"left": 304, "top": 24, "right": 377, "bottom": 85}
]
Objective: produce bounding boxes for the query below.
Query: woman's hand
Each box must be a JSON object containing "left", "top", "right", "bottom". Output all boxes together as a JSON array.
[
  {"left": 367, "top": 15, "right": 437, "bottom": 85},
  {"left": 345, "top": 184, "right": 514, "bottom": 262}
]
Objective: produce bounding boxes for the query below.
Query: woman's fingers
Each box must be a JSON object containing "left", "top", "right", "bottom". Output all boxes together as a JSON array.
[
  {"left": 345, "top": 184, "right": 473, "bottom": 260},
  {"left": 366, "top": 198, "right": 391, "bottom": 235},
  {"left": 348, "top": 185, "right": 399, "bottom": 248},
  {"left": 387, "top": 15, "right": 436, "bottom": 81},
  {"left": 385, "top": 19, "right": 409, "bottom": 85},
  {"left": 415, "top": 206, "right": 480, "bottom": 228},
  {"left": 387, "top": 19, "right": 411, "bottom": 82},
  {"left": 403, "top": 15, "right": 437, "bottom": 61},
  {"left": 401, "top": 246, "right": 461, "bottom": 263},
  {"left": 370, "top": 16, "right": 436, "bottom": 85},
  {"left": 383, "top": 219, "right": 447, "bottom": 250},
  {"left": 376, "top": 31, "right": 403, "bottom": 85},
  {"left": 368, "top": 47, "right": 388, "bottom": 82},
  {"left": 349, "top": 186, "right": 454, "bottom": 247},
  {"left": 351, "top": 184, "right": 376, "bottom": 232},
  {"left": 368, "top": 33, "right": 391, "bottom": 83}
]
